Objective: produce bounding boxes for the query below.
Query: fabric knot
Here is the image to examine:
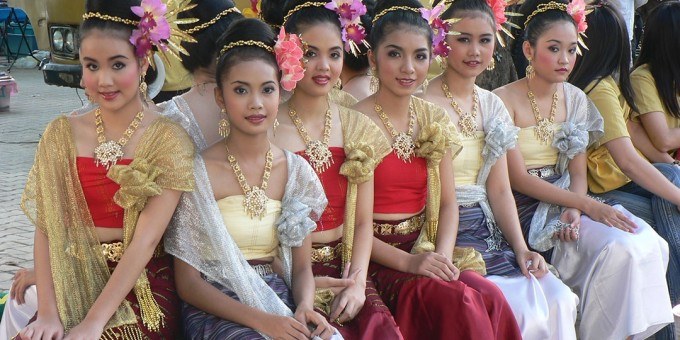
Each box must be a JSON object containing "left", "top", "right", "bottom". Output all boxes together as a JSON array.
[
  {"left": 415, "top": 122, "right": 448, "bottom": 163},
  {"left": 483, "top": 120, "right": 518, "bottom": 160},
  {"left": 340, "top": 142, "right": 377, "bottom": 184},
  {"left": 553, "top": 122, "right": 588, "bottom": 160},
  {"left": 109, "top": 158, "right": 163, "bottom": 211},
  {"left": 276, "top": 199, "right": 316, "bottom": 247}
]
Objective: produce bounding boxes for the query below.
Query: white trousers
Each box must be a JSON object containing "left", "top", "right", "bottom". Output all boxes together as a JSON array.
[
  {"left": 0, "top": 285, "right": 37, "bottom": 340},
  {"left": 488, "top": 272, "right": 578, "bottom": 340}
]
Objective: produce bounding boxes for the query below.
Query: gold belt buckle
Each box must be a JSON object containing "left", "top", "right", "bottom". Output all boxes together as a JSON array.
[
  {"left": 100, "top": 242, "right": 124, "bottom": 262},
  {"left": 311, "top": 243, "right": 342, "bottom": 263},
  {"left": 373, "top": 214, "right": 423, "bottom": 235}
]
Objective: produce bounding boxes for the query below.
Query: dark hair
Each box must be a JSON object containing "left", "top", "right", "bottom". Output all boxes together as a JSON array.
[
  {"left": 283, "top": 0, "right": 342, "bottom": 35},
  {"left": 343, "top": 0, "right": 375, "bottom": 72},
  {"left": 81, "top": 0, "right": 157, "bottom": 84},
  {"left": 215, "top": 18, "right": 278, "bottom": 87},
  {"left": 569, "top": 3, "right": 638, "bottom": 113},
  {"left": 634, "top": 1, "right": 680, "bottom": 118},
  {"left": 436, "top": 0, "right": 496, "bottom": 29},
  {"left": 369, "top": 0, "right": 432, "bottom": 50},
  {"left": 178, "top": 0, "right": 242, "bottom": 73},
  {"left": 520, "top": 0, "right": 575, "bottom": 46},
  {"left": 261, "top": 0, "right": 286, "bottom": 30}
]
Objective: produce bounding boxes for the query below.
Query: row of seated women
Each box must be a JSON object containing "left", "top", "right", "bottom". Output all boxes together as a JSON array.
[{"left": 2, "top": 0, "right": 680, "bottom": 339}]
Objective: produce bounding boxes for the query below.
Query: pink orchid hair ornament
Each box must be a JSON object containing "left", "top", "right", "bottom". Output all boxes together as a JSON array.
[
  {"left": 324, "top": 0, "right": 371, "bottom": 56},
  {"left": 274, "top": 27, "right": 307, "bottom": 91},
  {"left": 420, "top": 2, "right": 459, "bottom": 58},
  {"left": 83, "top": 0, "right": 198, "bottom": 65}
]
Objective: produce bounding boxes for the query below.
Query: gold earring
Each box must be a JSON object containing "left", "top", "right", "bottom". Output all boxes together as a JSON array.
[
  {"left": 438, "top": 57, "right": 447, "bottom": 71},
  {"left": 218, "top": 109, "right": 230, "bottom": 138},
  {"left": 526, "top": 59, "right": 535, "bottom": 80},
  {"left": 370, "top": 67, "right": 379, "bottom": 94},
  {"left": 273, "top": 118, "right": 280, "bottom": 137},
  {"left": 487, "top": 58, "right": 496, "bottom": 71},
  {"left": 334, "top": 79, "right": 342, "bottom": 90},
  {"left": 139, "top": 74, "right": 149, "bottom": 102},
  {"left": 422, "top": 78, "right": 429, "bottom": 93}
]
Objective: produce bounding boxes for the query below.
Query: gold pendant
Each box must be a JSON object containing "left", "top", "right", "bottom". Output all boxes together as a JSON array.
[
  {"left": 458, "top": 112, "right": 477, "bottom": 138},
  {"left": 243, "top": 186, "right": 268, "bottom": 219},
  {"left": 306, "top": 140, "right": 333, "bottom": 173},
  {"left": 534, "top": 119, "right": 554, "bottom": 145},
  {"left": 94, "top": 140, "right": 124, "bottom": 170},
  {"left": 393, "top": 132, "right": 415, "bottom": 162}
]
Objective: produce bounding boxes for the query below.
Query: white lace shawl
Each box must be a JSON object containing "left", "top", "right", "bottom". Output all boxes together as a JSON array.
[
  {"left": 526, "top": 82, "right": 604, "bottom": 251},
  {"left": 455, "top": 87, "right": 520, "bottom": 251}
]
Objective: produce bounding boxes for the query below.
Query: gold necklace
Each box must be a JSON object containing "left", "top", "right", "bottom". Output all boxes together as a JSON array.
[
  {"left": 288, "top": 99, "right": 333, "bottom": 173},
  {"left": 441, "top": 81, "right": 479, "bottom": 138},
  {"left": 375, "top": 98, "right": 416, "bottom": 162},
  {"left": 527, "top": 87, "right": 559, "bottom": 144},
  {"left": 94, "top": 108, "right": 144, "bottom": 169},
  {"left": 226, "top": 144, "right": 273, "bottom": 219}
]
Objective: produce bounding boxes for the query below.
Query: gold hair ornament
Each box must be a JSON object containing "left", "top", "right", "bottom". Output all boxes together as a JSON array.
[
  {"left": 372, "top": 6, "right": 421, "bottom": 24},
  {"left": 218, "top": 40, "right": 274, "bottom": 60},
  {"left": 82, "top": 12, "right": 139, "bottom": 26},
  {"left": 283, "top": 2, "right": 328, "bottom": 25},
  {"left": 185, "top": 7, "right": 241, "bottom": 34}
]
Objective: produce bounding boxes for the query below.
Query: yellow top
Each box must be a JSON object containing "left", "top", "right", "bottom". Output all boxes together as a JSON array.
[
  {"left": 630, "top": 64, "right": 680, "bottom": 130},
  {"left": 453, "top": 131, "right": 485, "bottom": 185},
  {"left": 517, "top": 123, "right": 561, "bottom": 168},
  {"left": 218, "top": 195, "right": 282, "bottom": 260},
  {"left": 586, "top": 76, "right": 641, "bottom": 193}
]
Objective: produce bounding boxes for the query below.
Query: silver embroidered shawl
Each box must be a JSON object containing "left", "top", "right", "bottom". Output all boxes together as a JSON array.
[
  {"left": 526, "top": 83, "right": 604, "bottom": 251},
  {"left": 161, "top": 102, "right": 327, "bottom": 327},
  {"left": 456, "top": 87, "right": 520, "bottom": 252},
  {"left": 158, "top": 96, "right": 210, "bottom": 152}
]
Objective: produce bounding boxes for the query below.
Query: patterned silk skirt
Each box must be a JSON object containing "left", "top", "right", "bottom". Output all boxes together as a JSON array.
[
  {"left": 311, "top": 238, "right": 403, "bottom": 340},
  {"left": 369, "top": 215, "right": 521, "bottom": 340}
]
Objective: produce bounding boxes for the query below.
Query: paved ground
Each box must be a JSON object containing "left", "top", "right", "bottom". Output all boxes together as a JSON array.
[{"left": 0, "top": 67, "right": 85, "bottom": 291}]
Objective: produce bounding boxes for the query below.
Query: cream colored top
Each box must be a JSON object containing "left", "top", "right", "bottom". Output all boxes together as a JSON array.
[
  {"left": 453, "top": 131, "right": 485, "bottom": 185},
  {"left": 218, "top": 196, "right": 282, "bottom": 260},
  {"left": 517, "top": 123, "right": 562, "bottom": 168}
]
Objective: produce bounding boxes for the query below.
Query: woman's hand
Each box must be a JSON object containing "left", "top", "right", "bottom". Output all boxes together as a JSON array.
[
  {"left": 584, "top": 200, "right": 637, "bottom": 233},
  {"left": 326, "top": 264, "right": 364, "bottom": 324},
  {"left": 555, "top": 208, "right": 581, "bottom": 242},
  {"left": 10, "top": 268, "right": 36, "bottom": 305},
  {"left": 406, "top": 252, "right": 460, "bottom": 281},
  {"left": 515, "top": 249, "right": 548, "bottom": 279},
  {"left": 63, "top": 319, "right": 104, "bottom": 340},
  {"left": 294, "top": 307, "right": 335, "bottom": 339},
  {"left": 18, "top": 316, "right": 64, "bottom": 340},
  {"left": 259, "top": 313, "right": 311, "bottom": 340}
]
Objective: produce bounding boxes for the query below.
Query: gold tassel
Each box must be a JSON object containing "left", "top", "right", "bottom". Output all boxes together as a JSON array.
[
  {"left": 411, "top": 164, "right": 441, "bottom": 254},
  {"left": 342, "top": 183, "right": 358, "bottom": 269},
  {"left": 134, "top": 274, "right": 165, "bottom": 333},
  {"left": 101, "top": 324, "right": 145, "bottom": 340}
]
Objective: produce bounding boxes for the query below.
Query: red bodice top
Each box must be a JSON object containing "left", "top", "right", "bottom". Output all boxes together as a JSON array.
[
  {"left": 297, "top": 147, "right": 347, "bottom": 231},
  {"left": 76, "top": 157, "right": 132, "bottom": 228},
  {"left": 373, "top": 151, "right": 427, "bottom": 214}
]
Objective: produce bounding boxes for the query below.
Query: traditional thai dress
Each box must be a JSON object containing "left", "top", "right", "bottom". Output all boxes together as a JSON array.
[
  {"left": 293, "top": 106, "right": 402, "bottom": 339},
  {"left": 454, "top": 87, "right": 578, "bottom": 339},
  {"left": 368, "top": 96, "right": 521, "bottom": 340},
  {"left": 159, "top": 96, "right": 213, "bottom": 153},
  {"left": 164, "top": 149, "right": 331, "bottom": 339},
  {"left": 513, "top": 82, "right": 673, "bottom": 340},
  {"left": 21, "top": 116, "right": 195, "bottom": 339}
]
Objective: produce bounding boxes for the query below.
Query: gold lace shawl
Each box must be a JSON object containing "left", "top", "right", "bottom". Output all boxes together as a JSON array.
[
  {"left": 21, "top": 116, "right": 194, "bottom": 336},
  {"left": 330, "top": 88, "right": 359, "bottom": 108},
  {"left": 410, "top": 97, "right": 462, "bottom": 254},
  {"left": 338, "top": 107, "right": 391, "bottom": 267}
]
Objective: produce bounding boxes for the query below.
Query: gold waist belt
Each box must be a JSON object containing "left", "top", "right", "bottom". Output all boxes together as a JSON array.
[
  {"left": 373, "top": 213, "right": 425, "bottom": 235},
  {"left": 99, "top": 242, "right": 124, "bottom": 262},
  {"left": 311, "top": 242, "right": 343, "bottom": 263}
]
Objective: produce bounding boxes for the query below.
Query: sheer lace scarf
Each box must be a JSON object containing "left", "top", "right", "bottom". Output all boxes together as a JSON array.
[{"left": 526, "top": 83, "right": 604, "bottom": 251}]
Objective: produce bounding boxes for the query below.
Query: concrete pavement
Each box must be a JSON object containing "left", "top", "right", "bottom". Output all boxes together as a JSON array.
[{"left": 0, "top": 68, "right": 84, "bottom": 291}]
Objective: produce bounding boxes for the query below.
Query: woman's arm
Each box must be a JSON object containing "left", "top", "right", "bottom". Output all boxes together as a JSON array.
[
  {"left": 65, "top": 189, "right": 182, "bottom": 338},
  {"left": 435, "top": 150, "right": 458, "bottom": 259},
  {"left": 628, "top": 120, "right": 675, "bottom": 163},
  {"left": 606, "top": 137, "right": 680, "bottom": 207},
  {"left": 567, "top": 153, "right": 588, "bottom": 196},
  {"left": 639, "top": 111, "right": 680, "bottom": 153}
]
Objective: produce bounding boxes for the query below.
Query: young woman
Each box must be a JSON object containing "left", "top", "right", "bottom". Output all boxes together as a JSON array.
[
  {"left": 164, "top": 18, "right": 335, "bottom": 339},
  {"left": 494, "top": 0, "right": 673, "bottom": 338},
  {"left": 160, "top": 0, "right": 243, "bottom": 151},
  {"left": 273, "top": 2, "right": 402, "bottom": 338},
  {"left": 422, "top": 0, "right": 578, "bottom": 338},
  {"left": 352, "top": 1, "right": 521, "bottom": 339},
  {"left": 17, "top": 0, "right": 196, "bottom": 338},
  {"left": 339, "top": 0, "right": 375, "bottom": 102},
  {"left": 569, "top": 5, "right": 680, "bottom": 339}
]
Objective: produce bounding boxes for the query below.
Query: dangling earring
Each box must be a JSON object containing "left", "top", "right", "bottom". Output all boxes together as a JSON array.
[
  {"left": 334, "top": 79, "right": 342, "bottom": 90},
  {"left": 218, "top": 109, "right": 230, "bottom": 138},
  {"left": 370, "top": 67, "right": 379, "bottom": 94},
  {"left": 526, "top": 58, "right": 535, "bottom": 80},
  {"left": 85, "top": 91, "right": 93, "bottom": 103},
  {"left": 486, "top": 58, "right": 496, "bottom": 71},
  {"left": 139, "top": 74, "right": 149, "bottom": 103},
  {"left": 422, "top": 78, "right": 429, "bottom": 93},
  {"left": 273, "top": 118, "right": 280, "bottom": 137}
]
